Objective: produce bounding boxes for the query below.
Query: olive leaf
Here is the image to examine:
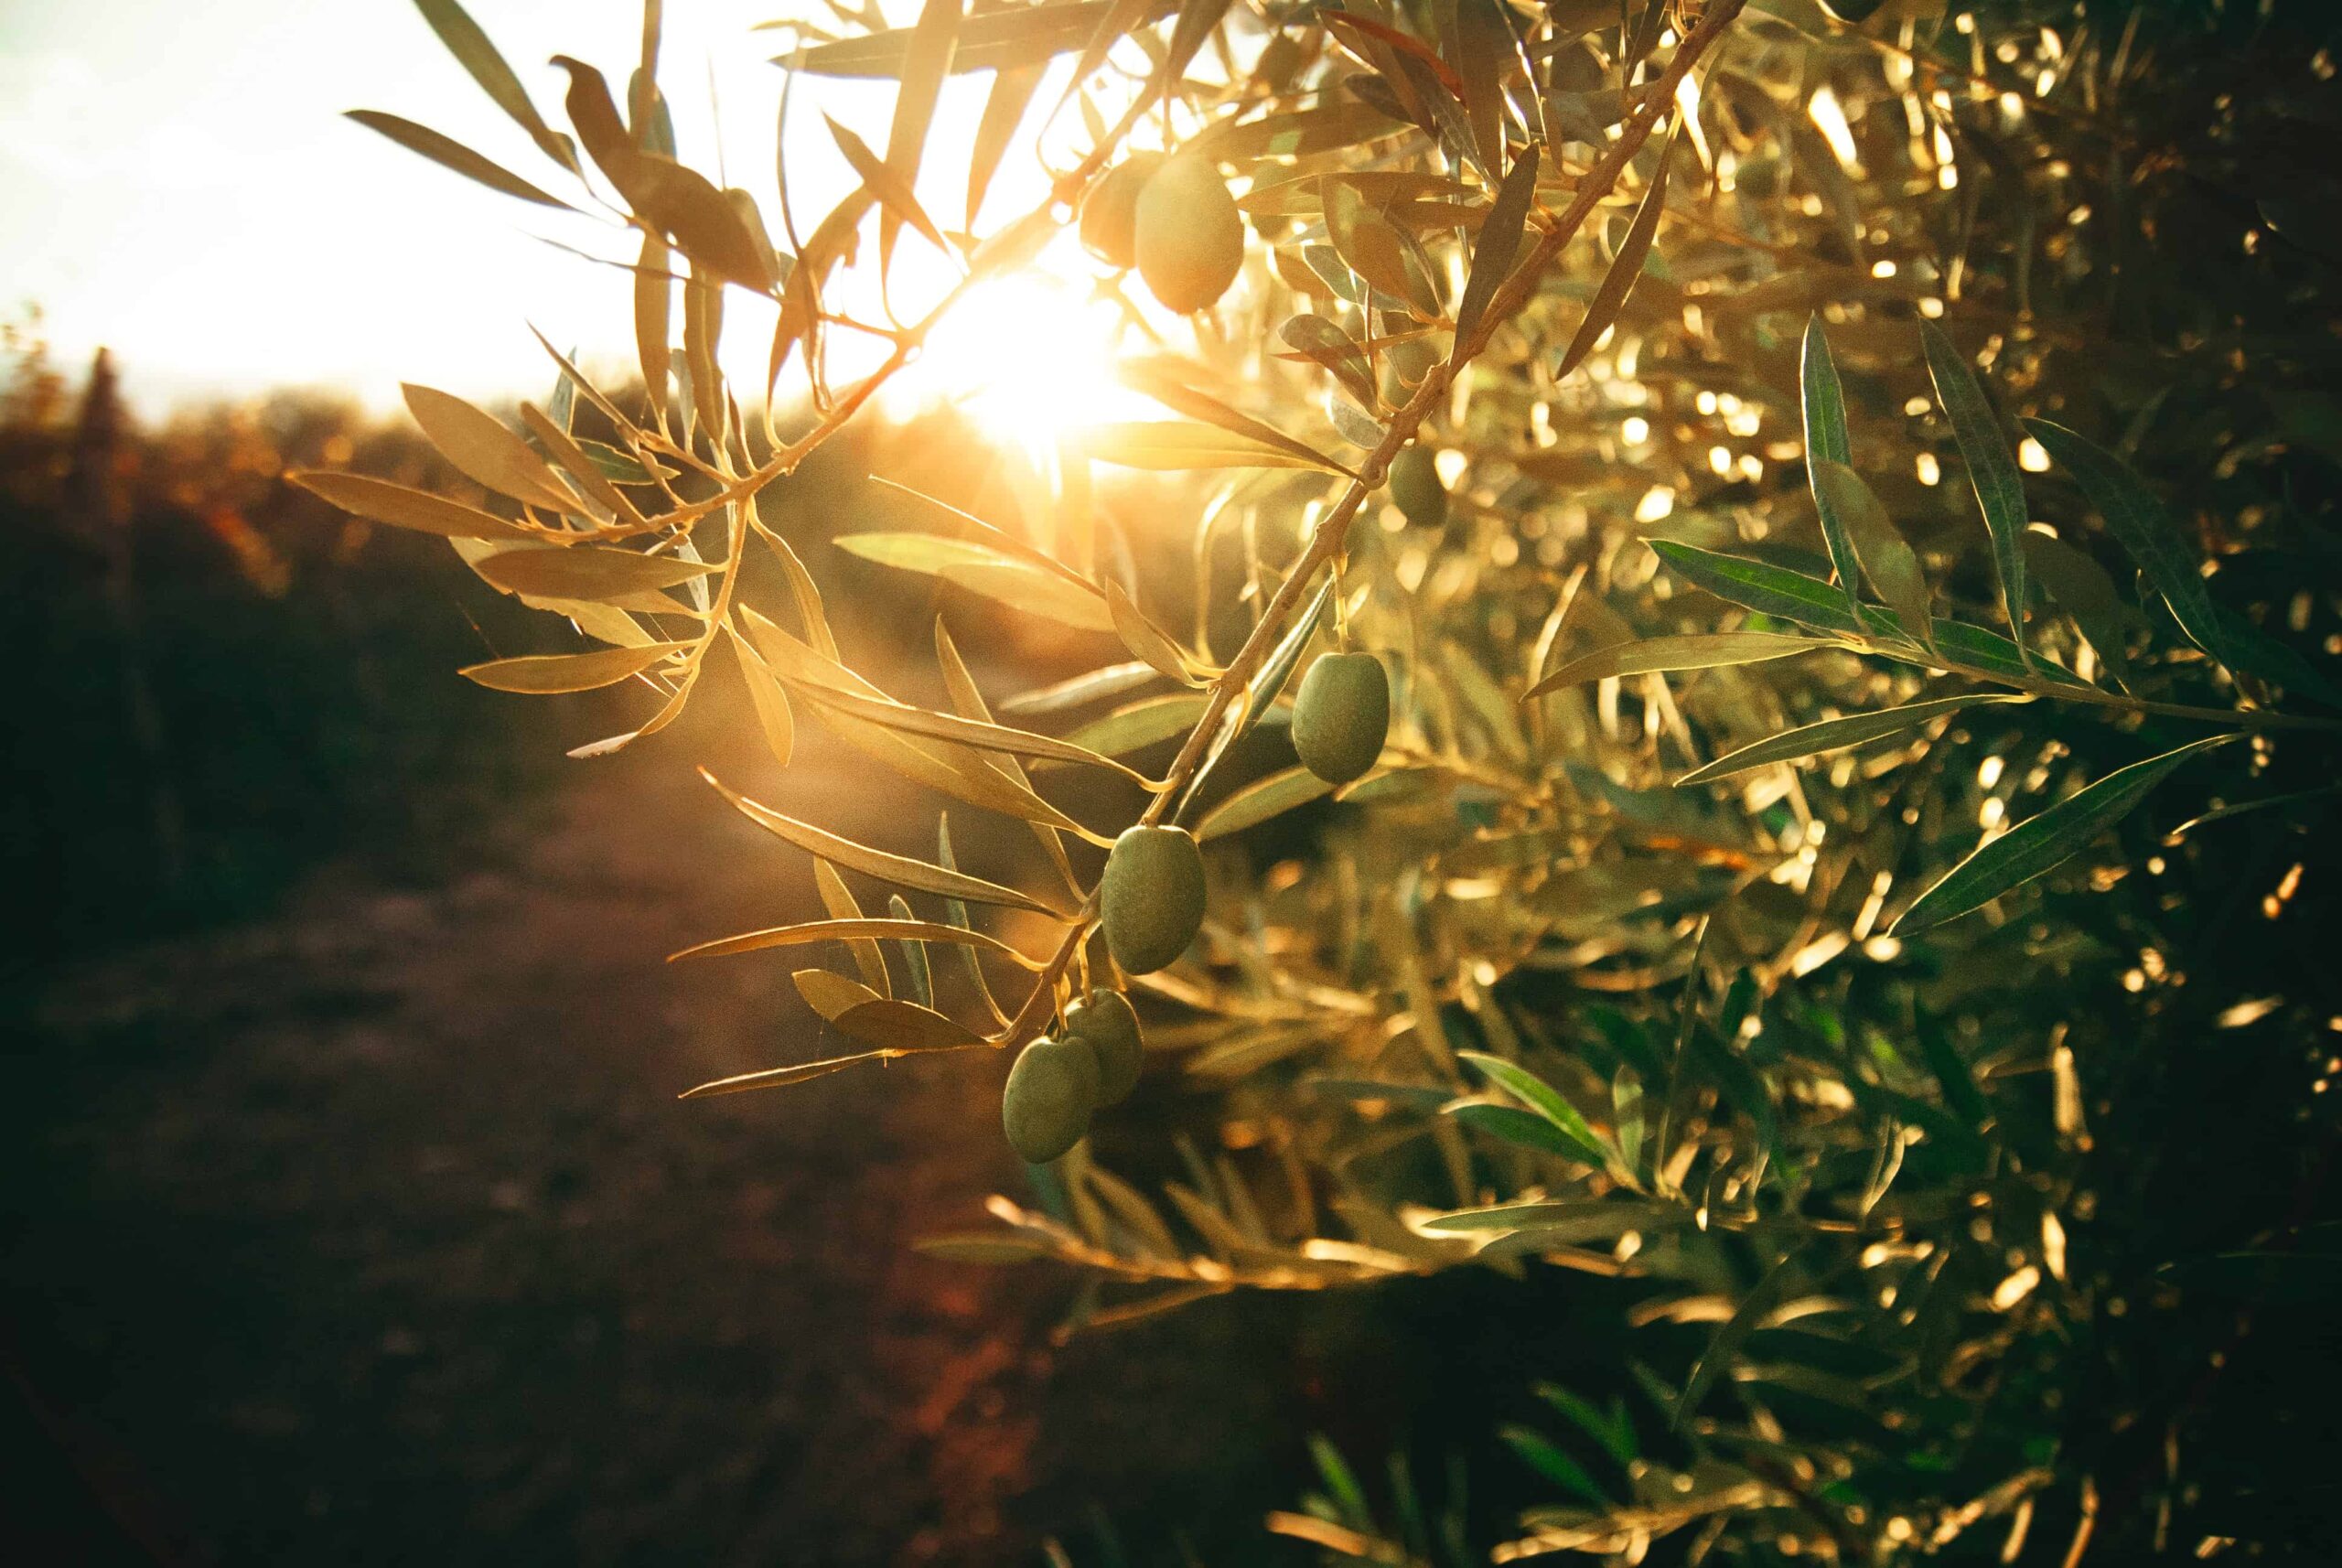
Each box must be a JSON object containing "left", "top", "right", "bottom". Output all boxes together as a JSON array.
[
  {"left": 1894, "top": 736, "right": 2235, "bottom": 933},
  {"left": 964, "top": 61, "right": 1043, "bottom": 227},
  {"left": 1117, "top": 358, "right": 1358, "bottom": 477},
  {"left": 1058, "top": 694, "right": 1215, "bottom": 759},
  {"left": 1555, "top": 133, "right": 1671, "bottom": 380},
  {"left": 1106, "top": 579, "right": 1213, "bottom": 686},
  {"left": 727, "top": 630, "right": 795, "bottom": 771},
  {"left": 1524, "top": 632, "right": 1842, "bottom": 696},
  {"left": 1678, "top": 694, "right": 2028, "bottom": 785},
  {"left": 813, "top": 860, "right": 890, "bottom": 996},
  {"left": 1195, "top": 765, "right": 1334, "bottom": 841},
  {"left": 2023, "top": 417, "right": 2223, "bottom": 658},
  {"left": 413, "top": 0, "right": 580, "bottom": 174},
  {"left": 288, "top": 470, "right": 533, "bottom": 541},
  {"left": 835, "top": 532, "right": 1113, "bottom": 631},
  {"left": 402, "top": 384, "right": 586, "bottom": 516},
  {"left": 880, "top": 0, "right": 964, "bottom": 272},
  {"left": 703, "top": 768, "right": 1072, "bottom": 918},
  {"left": 344, "top": 112, "right": 576, "bottom": 209},
  {"left": 1810, "top": 460, "right": 1933, "bottom": 653},
  {"left": 1278, "top": 316, "right": 1377, "bottom": 409},
  {"left": 672, "top": 918, "right": 1038, "bottom": 966},
  {"left": 824, "top": 114, "right": 952, "bottom": 259},
  {"left": 791, "top": 0, "right": 1157, "bottom": 77},
  {"left": 1450, "top": 143, "right": 1540, "bottom": 360},
  {"left": 1456, "top": 1052, "right": 1615, "bottom": 1169},
  {"left": 1799, "top": 315, "right": 1864, "bottom": 613},
  {"left": 1920, "top": 322, "right": 2030, "bottom": 650},
  {"left": 459, "top": 641, "right": 693, "bottom": 693},
  {"left": 1081, "top": 422, "right": 1347, "bottom": 473},
  {"left": 469, "top": 545, "right": 716, "bottom": 602}
]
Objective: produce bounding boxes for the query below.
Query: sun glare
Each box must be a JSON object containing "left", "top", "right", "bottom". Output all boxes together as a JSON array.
[{"left": 886, "top": 269, "right": 1155, "bottom": 459}]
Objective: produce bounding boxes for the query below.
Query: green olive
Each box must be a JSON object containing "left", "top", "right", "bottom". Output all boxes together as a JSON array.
[
  {"left": 1079, "top": 152, "right": 1166, "bottom": 271},
  {"left": 1291, "top": 651, "right": 1391, "bottom": 786},
  {"left": 1133, "top": 156, "right": 1244, "bottom": 314},
  {"left": 1001, "top": 1036, "right": 1098, "bottom": 1164},
  {"left": 1065, "top": 990, "right": 1144, "bottom": 1105},
  {"left": 1387, "top": 445, "right": 1447, "bottom": 529},
  {"left": 1101, "top": 823, "right": 1207, "bottom": 974}
]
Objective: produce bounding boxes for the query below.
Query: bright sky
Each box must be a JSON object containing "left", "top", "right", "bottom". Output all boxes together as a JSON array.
[{"left": 0, "top": 0, "right": 1055, "bottom": 419}]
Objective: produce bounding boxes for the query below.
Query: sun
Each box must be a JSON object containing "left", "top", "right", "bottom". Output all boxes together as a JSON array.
[{"left": 886, "top": 268, "right": 1155, "bottom": 460}]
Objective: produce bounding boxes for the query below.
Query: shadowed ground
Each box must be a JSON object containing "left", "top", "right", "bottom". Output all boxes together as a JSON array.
[{"left": 3, "top": 728, "right": 1311, "bottom": 1566}]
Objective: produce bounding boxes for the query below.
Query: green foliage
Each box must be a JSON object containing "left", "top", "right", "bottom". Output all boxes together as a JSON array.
[{"left": 314, "top": 0, "right": 2342, "bottom": 1560}]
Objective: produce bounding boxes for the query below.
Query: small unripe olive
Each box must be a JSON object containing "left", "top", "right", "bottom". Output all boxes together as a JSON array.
[
  {"left": 1387, "top": 445, "right": 1447, "bottom": 529},
  {"left": 1291, "top": 651, "right": 1390, "bottom": 786},
  {"left": 1133, "top": 156, "right": 1244, "bottom": 314},
  {"left": 1100, "top": 824, "right": 1207, "bottom": 974},
  {"left": 1079, "top": 152, "right": 1166, "bottom": 271},
  {"left": 1065, "top": 990, "right": 1144, "bottom": 1105},
  {"left": 1002, "top": 1036, "right": 1097, "bottom": 1164}
]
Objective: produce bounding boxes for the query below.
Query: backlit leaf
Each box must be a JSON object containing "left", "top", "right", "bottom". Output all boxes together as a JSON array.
[
  {"left": 459, "top": 640, "right": 692, "bottom": 693},
  {"left": 1799, "top": 315, "right": 1864, "bottom": 610},
  {"left": 470, "top": 545, "right": 716, "bottom": 601},
  {"left": 345, "top": 112, "right": 576, "bottom": 208},
  {"left": 1525, "top": 632, "right": 1840, "bottom": 695},
  {"left": 1451, "top": 143, "right": 1539, "bottom": 359},
  {"left": 1677, "top": 694, "right": 2026, "bottom": 785},
  {"left": 414, "top": 0, "right": 579, "bottom": 173},
  {"left": 1811, "top": 460, "right": 1933, "bottom": 651},
  {"left": 1555, "top": 136, "right": 1671, "bottom": 379},
  {"left": 403, "top": 383, "right": 585, "bottom": 515},
  {"left": 288, "top": 470, "right": 533, "bottom": 541},
  {"left": 836, "top": 532, "right": 1113, "bottom": 631},
  {"left": 1196, "top": 765, "right": 1333, "bottom": 841},
  {"left": 703, "top": 769, "right": 1071, "bottom": 917},
  {"left": 1082, "top": 421, "right": 1343, "bottom": 472}
]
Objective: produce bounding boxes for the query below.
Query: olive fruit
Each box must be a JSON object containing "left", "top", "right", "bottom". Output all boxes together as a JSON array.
[
  {"left": 1378, "top": 335, "right": 1440, "bottom": 407},
  {"left": 1100, "top": 824, "right": 1207, "bottom": 974},
  {"left": 1079, "top": 151, "right": 1166, "bottom": 270},
  {"left": 1133, "top": 156, "right": 1244, "bottom": 314},
  {"left": 1002, "top": 1036, "right": 1098, "bottom": 1164},
  {"left": 1291, "top": 651, "right": 1390, "bottom": 786},
  {"left": 1065, "top": 990, "right": 1144, "bottom": 1106},
  {"left": 1387, "top": 445, "right": 1447, "bottom": 529}
]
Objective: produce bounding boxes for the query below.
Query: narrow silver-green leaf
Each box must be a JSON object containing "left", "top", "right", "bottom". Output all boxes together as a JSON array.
[
  {"left": 1799, "top": 314, "right": 1864, "bottom": 612},
  {"left": 1456, "top": 1052, "right": 1613, "bottom": 1168},
  {"left": 1921, "top": 322, "right": 2030, "bottom": 650},
  {"left": 1525, "top": 632, "right": 1840, "bottom": 696},
  {"left": 1811, "top": 460, "right": 1933, "bottom": 652},
  {"left": 1450, "top": 145, "right": 1539, "bottom": 360},
  {"left": 345, "top": 112, "right": 576, "bottom": 209},
  {"left": 1678, "top": 694, "right": 2027, "bottom": 785},
  {"left": 1894, "top": 736, "right": 2233, "bottom": 933},
  {"left": 1195, "top": 765, "right": 1333, "bottom": 841},
  {"left": 1555, "top": 139, "right": 1670, "bottom": 380},
  {"left": 2022, "top": 418, "right": 2223, "bottom": 658},
  {"left": 414, "top": 0, "right": 579, "bottom": 173}
]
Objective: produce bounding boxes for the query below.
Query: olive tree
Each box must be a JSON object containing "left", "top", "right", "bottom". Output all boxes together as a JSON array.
[{"left": 306, "top": 0, "right": 2342, "bottom": 1559}]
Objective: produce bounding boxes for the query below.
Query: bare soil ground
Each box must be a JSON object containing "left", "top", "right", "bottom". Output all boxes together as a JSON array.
[{"left": 3, "top": 737, "right": 1314, "bottom": 1566}]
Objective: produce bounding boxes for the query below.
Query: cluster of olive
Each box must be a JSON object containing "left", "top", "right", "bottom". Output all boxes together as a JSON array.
[
  {"left": 1080, "top": 151, "right": 1245, "bottom": 314},
  {"left": 999, "top": 628, "right": 1405, "bottom": 1160}
]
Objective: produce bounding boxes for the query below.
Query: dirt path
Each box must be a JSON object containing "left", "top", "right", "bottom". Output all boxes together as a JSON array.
[{"left": 5, "top": 738, "right": 1308, "bottom": 1566}]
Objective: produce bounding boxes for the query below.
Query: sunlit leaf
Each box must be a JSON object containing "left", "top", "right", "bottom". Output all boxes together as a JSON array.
[
  {"left": 999, "top": 662, "right": 1163, "bottom": 715},
  {"left": 1059, "top": 693, "right": 1213, "bottom": 758},
  {"left": 881, "top": 0, "right": 964, "bottom": 271},
  {"left": 1555, "top": 136, "right": 1671, "bottom": 379},
  {"left": 1894, "top": 736, "right": 2235, "bottom": 932},
  {"left": 1677, "top": 694, "right": 2026, "bottom": 785},
  {"left": 402, "top": 383, "right": 585, "bottom": 515},
  {"left": 459, "top": 640, "right": 692, "bottom": 693},
  {"left": 288, "top": 470, "right": 533, "bottom": 541},
  {"left": 835, "top": 532, "right": 1112, "bottom": 631},
  {"left": 795, "top": 967, "right": 885, "bottom": 1020},
  {"left": 728, "top": 629, "right": 795, "bottom": 770},
  {"left": 1196, "top": 765, "right": 1333, "bottom": 841},
  {"left": 1799, "top": 315, "right": 1864, "bottom": 609},
  {"left": 470, "top": 544, "right": 716, "bottom": 601},
  {"left": 1277, "top": 316, "right": 1376, "bottom": 409},
  {"left": 345, "top": 112, "right": 576, "bottom": 209},
  {"left": 413, "top": 0, "right": 579, "bottom": 173},
  {"left": 703, "top": 768, "right": 1071, "bottom": 917},
  {"left": 1451, "top": 144, "right": 1538, "bottom": 359},
  {"left": 1525, "top": 632, "right": 1840, "bottom": 695},
  {"left": 791, "top": 0, "right": 1148, "bottom": 78},
  {"left": 1105, "top": 578, "right": 1209, "bottom": 686},
  {"left": 1081, "top": 421, "right": 1344, "bottom": 472},
  {"left": 824, "top": 114, "right": 951, "bottom": 258},
  {"left": 964, "top": 61, "right": 1043, "bottom": 227},
  {"left": 814, "top": 859, "right": 890, "bottom": 996},
  {"left": 1117, "top": 358, "right": 1357, "bottom": 477}
]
